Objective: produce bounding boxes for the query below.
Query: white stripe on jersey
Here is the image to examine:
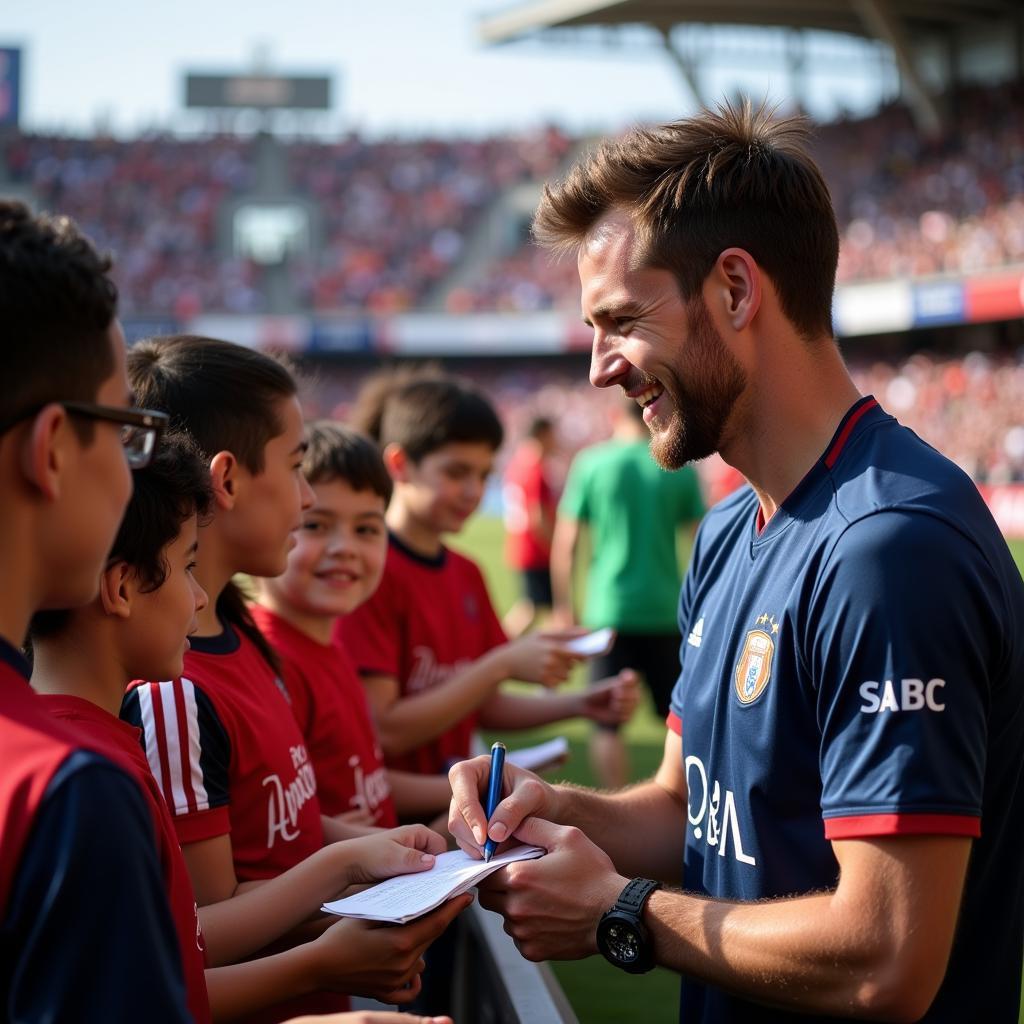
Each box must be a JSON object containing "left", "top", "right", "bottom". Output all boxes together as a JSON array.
[
  {"left": 180, "top": 678, "right": 210, "bottom": 811},
  {"left": 159, "top": 680, "right": 190, "bottom": 816},
  {"left": 136, "top": 683, "right": 165, "bottom": 795}
]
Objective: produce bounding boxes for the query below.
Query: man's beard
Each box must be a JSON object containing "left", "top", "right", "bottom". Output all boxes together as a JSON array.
[{"left": 647, "top": 300, "right": 746, "bottom": 470}]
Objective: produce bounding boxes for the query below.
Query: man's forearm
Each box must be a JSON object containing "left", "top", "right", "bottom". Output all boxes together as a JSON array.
[{"left": 549, "top": 779, "right": 688, "bottom": 882}]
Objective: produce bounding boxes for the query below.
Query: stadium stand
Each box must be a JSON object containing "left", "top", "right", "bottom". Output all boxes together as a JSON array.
[
  {"left": 452, "top": 79, "right": 1024, "bottom": 311},
  {"left": 4, "top": 80, "right": 1019, "bottom": 318}
]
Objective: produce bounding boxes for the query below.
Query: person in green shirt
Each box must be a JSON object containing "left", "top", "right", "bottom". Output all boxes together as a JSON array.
[{"left": 551, "top": 396, "right": 705, "bottom": 787}]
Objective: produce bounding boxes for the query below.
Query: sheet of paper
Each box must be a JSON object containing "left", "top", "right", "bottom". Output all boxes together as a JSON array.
[
  {"left": 506, "top": 736, "right": 569, "bottom": 773},
  {"left": 322, "top": 845, "right": 545, "bottom": 924},
  {"left": 564, "top": 627, "right": 615, "bottom": 656}
]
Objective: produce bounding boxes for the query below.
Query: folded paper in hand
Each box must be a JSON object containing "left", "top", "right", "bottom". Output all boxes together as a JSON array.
[
  {"left": 506, "top": 736, "right": 569, "bottom": 773},
  {"left": 563, "top": 627, "right": 615, "bottom": 657},
  {"left": 322, "top": 845, "right": 546, "bottom": 924}
]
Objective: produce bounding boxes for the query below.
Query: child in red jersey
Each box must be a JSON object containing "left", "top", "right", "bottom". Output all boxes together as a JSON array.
[
  {"left": 253, "top": 422, "right": 452, "bottom": 831},
  {"left": 339, "top": 373, "right": 640, "bottom": 778},
  {"left": 121, "top": 336, "right": 469, "bottom": 1022},
  {"left": 31, "top": 431, "right": 457, "bottom": 1024},
  {"left": 0, "top": 201, "right": 196, "bottom": 1022}
]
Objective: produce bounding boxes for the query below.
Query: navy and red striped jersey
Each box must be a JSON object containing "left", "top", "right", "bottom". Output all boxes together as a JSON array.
[
  {"left": 1, "top": 640, "right": 190, "bottom": 1022},
  {"left": 670, "top": 396, "right": 1024, "bottom": 1021},
  {"left": 252, "top": 604, "right": 398, "bottom": 826},
  {"left": 42, "top": 693, "right": 211, "bottom": 1024},
  {"left": 336, "top": 533, "right": 508, "bottom": 776},
  {"left": 122, "top": 623, "right": 325, "bottom": 881}
]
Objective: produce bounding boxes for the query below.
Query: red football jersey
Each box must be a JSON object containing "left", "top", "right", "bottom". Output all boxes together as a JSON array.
[
  {"left": 123, "top": 625, "right": 325, "bottom": 882},
  {"left": 503, "top": 445, "right": 556, "bottom": 570},
  {"left": 0, "top": 656, "right": 80, "bottom": 912},
  {"left": 41, "top": 694, "right": 211, "bottom": 1024},
  {"left": 335, "top": 534, "right": 508, "bottom": 776},
  {"left": 251, "top": 605, "right": 397, "bottom": 827}
]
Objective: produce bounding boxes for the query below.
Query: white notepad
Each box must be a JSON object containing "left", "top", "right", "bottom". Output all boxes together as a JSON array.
[
  {"left": 506, "top": 736, "right": 569, "bottom": 773},
  {"left": 322, "top": 845, "right": 545, "bottom": 924},
  {"left": 563, "top": 627, "right": 615, "bottom": 656}
]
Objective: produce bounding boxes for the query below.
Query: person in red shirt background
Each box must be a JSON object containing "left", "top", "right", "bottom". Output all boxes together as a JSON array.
[
  {"left": 502, "top": 415, "right": 560, "bottom": 638},
  {"left": 253, "top": 420, "right": 452, "bottom": 832}
]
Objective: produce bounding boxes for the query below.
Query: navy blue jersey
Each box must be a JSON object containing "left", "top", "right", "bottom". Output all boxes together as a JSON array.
[{"left": 670, "top": 397, "right": 1024, "bottom": 1022}]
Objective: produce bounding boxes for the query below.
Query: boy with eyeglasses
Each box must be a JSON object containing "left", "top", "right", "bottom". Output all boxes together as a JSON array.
[{"left": 0, "top": 200, "right": 191, "bottom": 1022}]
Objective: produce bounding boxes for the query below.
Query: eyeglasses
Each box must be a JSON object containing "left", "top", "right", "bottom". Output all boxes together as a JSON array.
[
  {"left": 0, "top": 400, "right": 169, "bottom": 470},
  {"left": 62, "top": 402, "right": 169, "bottom": 469}
]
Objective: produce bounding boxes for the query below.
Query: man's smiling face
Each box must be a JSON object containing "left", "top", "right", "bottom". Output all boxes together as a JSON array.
[{"left": 580, "top": 211, "right": 746, "bottom": 469}]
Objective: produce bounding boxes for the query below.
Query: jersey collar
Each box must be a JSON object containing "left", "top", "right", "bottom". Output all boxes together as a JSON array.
[
  {"left": 389, "top": 530, "right": 447, "bottom": 569},
  {"left": 753, "top": 395, "right": 884, "bottom": 545}
]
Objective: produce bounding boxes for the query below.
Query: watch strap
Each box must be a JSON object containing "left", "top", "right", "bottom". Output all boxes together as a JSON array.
[{"left": 614, "top": 877, "right": 662, "bottom": 916}]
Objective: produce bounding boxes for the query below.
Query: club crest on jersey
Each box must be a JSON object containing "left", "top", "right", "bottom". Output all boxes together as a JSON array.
[{"left": 734, "top": 614, "right": 776, "bottom": 705}]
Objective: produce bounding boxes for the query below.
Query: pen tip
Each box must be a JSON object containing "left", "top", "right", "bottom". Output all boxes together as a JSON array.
[{"left": 483, "top": 850, "right": 492, "bottom": 862}]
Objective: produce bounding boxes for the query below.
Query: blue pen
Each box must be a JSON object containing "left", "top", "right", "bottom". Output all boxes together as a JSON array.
[{"left": 483, "top": 741, "right": 506, "bottom": 862}]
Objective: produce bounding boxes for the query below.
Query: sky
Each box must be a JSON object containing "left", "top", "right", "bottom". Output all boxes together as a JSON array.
[{"left": 3, "top": 0, "right": 887, "bottom": 138}]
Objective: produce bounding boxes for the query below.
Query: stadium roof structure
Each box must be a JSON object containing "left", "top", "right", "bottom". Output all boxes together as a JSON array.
[{"left": 479, "top": 0, "right": 1021, "bottom": 133}]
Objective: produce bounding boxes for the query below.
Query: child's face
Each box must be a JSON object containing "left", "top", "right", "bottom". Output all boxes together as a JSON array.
[
  {"left": 230, "top": 396, "right": 315, "bottom": 578},
  {"left": 273, "top": 479, "right": 388, "bottom": 619},
  {"left": 124, "top": 515, "right": 208, "bottom": 680},
  {"left": 396, "top": 441, "right": 495, "bottom": 536}
]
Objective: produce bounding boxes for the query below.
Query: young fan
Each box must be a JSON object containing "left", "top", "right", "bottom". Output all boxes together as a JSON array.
[
  {"left": 31, "top": 431, "right": 456, "bottom": 1022},
  {"left": 252, "top": 422, "right": 452, "bottom": 830},
  {"left": 0, "top": 199, "right": 191, "bottom": 1021},
  {"left": 338, "top": 373, "right": 640, "bottom": 778},
  {"left": 121, "top": 336, "right": 468, "bottom": 1021}
]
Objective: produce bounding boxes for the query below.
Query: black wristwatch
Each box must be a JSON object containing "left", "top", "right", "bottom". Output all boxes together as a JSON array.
[{"left": 596, "top": 877, "right": 662, "bottom": 974}]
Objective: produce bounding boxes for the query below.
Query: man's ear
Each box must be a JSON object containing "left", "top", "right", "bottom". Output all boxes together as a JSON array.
[
  {"left": 713, "top": 247, "right": 761, "bottom": 332},
  {"left": 209, "top": 451, "right": 239, "bottom": 511},
  {"left": 20, "top": 405, "right": 71, "bottom": 500},
  {"left": 98, "top": 561, "right": 133, "bottom": 620},
  {"left": 382, "top": 442, "right": 410, "bottom": 483}
]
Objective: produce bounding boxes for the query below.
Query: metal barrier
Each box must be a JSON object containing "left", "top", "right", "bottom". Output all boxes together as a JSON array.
[{"left": 451, "top": 902, "right": 579, "bottom": 1024}]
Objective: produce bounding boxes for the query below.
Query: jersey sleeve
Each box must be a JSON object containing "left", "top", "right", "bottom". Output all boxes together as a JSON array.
[
  {"left": 557, "top": 454, "right": 590, "bottom": 522},
  {"left": 669, "top": 523, "right": 707, "bottom": 736},
  {"left": 807, "top": 511, "right": 997, "bottom": 840},
  {"left": 122, "top": 677, "right": 232, "bottom": 844},
  {"left": 340, "top": 578, "right": 404, "bottom": 678},
  {"left": 2, "top": 752, "right": 190, "bottom": 1023}
]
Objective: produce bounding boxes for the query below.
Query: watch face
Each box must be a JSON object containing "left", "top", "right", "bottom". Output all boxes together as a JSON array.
[{"left": 603, "top": 921, "right": 641, "bottom": 964}]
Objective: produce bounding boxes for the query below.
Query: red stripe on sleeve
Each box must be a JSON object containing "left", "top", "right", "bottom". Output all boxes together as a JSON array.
[
  {"left": 666, "top": 711, "right": 682, "bottom": 736},
  {"left": 824, "top": 398, "right": 878, "bottom": 468},
  {"left": 173, "top": 682, "right": 198, "bottom": 816},
  {"left": 824, "top": 812, "right": 981, "bottom": 840},
  {"left": 149, "top": 683, "right": 177, "bottom": 809}
]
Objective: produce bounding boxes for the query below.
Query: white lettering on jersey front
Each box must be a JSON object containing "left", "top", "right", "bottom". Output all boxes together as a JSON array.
[
  {"left": 263, "top": 744, "right": 318, "bottom": 847},
  {"left": 348, "top": 754, "right": 391, "bottom": 819},
  {"left": 685, "top": 754, "right": 756, "bottom": 866},
  {"left": 408, "top": 645, "right": 471, "bottom": 694},
  {"left": 687, "top": 615, "right": 705, "bottom": 649},
  {"left": 859, "top": 678, "right": 946, "bottom": 713}
]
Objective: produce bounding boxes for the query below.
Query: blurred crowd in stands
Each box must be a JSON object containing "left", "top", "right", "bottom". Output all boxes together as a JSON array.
[
  {"left": 453, "top": 79, "right": 1024, "bottom": 312},
  {"left": 3, "top": 80, "right": 1021, "bottom": 316},
  {"left": 1, "top": 133, "right": 261, "bottom": 317},
  {"left": 287, "top": 127, "right": 572, "bottom": 312},
  {"left": 301, "top": 347, "right": 1024, "bottom": 495}
]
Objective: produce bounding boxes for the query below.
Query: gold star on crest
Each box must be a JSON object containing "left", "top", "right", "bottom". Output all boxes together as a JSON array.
[{"left": 771, "top": 619, "right": 780, "bottom": 635}]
